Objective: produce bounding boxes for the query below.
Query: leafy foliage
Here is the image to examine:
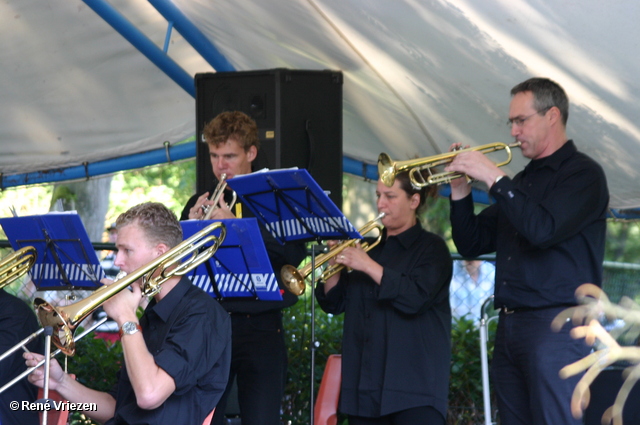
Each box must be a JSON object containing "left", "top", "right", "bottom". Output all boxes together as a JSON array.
[
  {"left": 281, "top": 292, "right": 347, "bottom": 425},
  {"left": 448, "top": 316, "right": 498, "bottom": 425}
]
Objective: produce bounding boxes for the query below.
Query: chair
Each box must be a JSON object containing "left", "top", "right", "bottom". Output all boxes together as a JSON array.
[
  {"left": 202, "top": 407, "right": 216, "bottom": 425},
  {"left": 37, "top": 374, "right": 75, "bottom": 425},
  {"left": 314, "top": 354, "right": 342, "bottom": 425}
]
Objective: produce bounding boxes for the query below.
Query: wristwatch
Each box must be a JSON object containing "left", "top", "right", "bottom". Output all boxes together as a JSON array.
[
  {"left": 494, "top": 175, "right": 504, "bottom": 186},
  {"left": 119, "top": 321, "right": 142, "bottom": 338}
]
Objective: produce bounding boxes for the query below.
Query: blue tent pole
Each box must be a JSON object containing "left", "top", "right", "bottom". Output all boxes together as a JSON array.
[
  {"left": 82, "top": 0, "right": 195, "bottom": 97},
  {"left": 1, "top": 142, "right": 195, "bottom": 189},
  {"left": 147, "top": 0, "right": 236, "bottom": 72}
]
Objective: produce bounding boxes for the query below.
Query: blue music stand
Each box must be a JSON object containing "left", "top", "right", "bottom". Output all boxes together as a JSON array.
[
  {"left": 0, "top": 213, "right": 104, "bottom": 290},
  {"left": 226, "top": 168, "right": 361, "bottom": 244},
  {"left": 181, "top": 218, "right": 281, "bottom": 301},
  {"left": 227, "top": 168, "right": 362, "bottom": 425}
]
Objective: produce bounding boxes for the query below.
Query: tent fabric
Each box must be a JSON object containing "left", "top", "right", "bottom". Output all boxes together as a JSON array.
[{"left": 1, "top": 0, "right": 639, "bottom": 210}]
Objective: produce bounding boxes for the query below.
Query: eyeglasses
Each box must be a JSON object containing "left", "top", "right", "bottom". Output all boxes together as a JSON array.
[{"left": 507, "top": 107, "right": 551, "bottom": 127}]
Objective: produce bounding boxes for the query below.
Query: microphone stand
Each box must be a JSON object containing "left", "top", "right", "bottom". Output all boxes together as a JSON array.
[{"left": 40, "top": 326, "right": 53, "bottom": 425}]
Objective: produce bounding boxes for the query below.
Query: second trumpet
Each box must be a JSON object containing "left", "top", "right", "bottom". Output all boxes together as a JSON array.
[
  {"left": 281, "top": 213, "right": 385, "bottom": 295},
  {"left": 202, "top": 173, "right": 237, "bottom": 220}
]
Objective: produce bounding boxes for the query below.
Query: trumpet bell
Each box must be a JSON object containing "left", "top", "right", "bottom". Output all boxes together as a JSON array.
[
  {"left": 378, "top": 153, "right": 396, "bottom": 188},
  {"left": 280, "top": 213, "right": 385, "bottom": 295},
  {"left": 281, "top": 265, "right": 305, "bottom": 296}
]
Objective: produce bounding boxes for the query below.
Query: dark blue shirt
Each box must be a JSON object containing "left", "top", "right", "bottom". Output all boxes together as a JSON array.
[
  {"left": 450, "top": 140, "right": 609, "bottom": 309},
  {"left": 106, "top": 277, "right": 231, "bottom": 425},
  {"left": 315, "top": 223, "right": 452, "bottom": 418},
  {"left": 0, "top": 290, "right": 44, "bottom": 425}
]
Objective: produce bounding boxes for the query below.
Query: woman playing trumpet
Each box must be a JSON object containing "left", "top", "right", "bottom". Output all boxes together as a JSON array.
[{"left": 315, "top": 171, "right": 453, "bottom": 425}]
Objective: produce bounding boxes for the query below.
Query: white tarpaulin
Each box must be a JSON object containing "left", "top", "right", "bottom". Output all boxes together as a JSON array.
[{"left": 1, "top": 0, "right": 639, "bottom": 210}]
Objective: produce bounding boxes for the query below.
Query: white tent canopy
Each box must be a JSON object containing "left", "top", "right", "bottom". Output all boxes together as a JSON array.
[{"left": 1, "top": 0, "right": 639, "bottom": 211}]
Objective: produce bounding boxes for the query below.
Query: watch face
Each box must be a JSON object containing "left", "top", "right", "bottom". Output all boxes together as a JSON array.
[{"left": 123, "top": 322, "right": 138, "bottom": 334}]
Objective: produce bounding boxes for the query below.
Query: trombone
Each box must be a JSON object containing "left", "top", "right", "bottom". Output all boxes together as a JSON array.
[
  {"left": 0, "top": 316, "right": 108, "bottom": 395},
  {"left": 378, "top": 142, "right": 521, "bottom": 188},
  {"left": 0, "top": 245, "right": 37, "bottom": 290},
  {"left": 34, "top": 220, "right": 227, "bottom": 356},
  {"left": 203, "top": 173, "right": 237, "bottom": 220},
  {"left": 281, "top": 213, "right": 385, "bottom": 295}
]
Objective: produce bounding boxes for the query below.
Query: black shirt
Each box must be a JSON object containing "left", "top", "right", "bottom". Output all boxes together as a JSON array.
[
  {"left": 181, "top": 185, "right": 307, "bottom": 315},
  {"left": 0, "top": 290, "right": 44, "bottom": 425},
  {"left": 315, "top": 223, "right": 452, "bottom": 418},
  {"left": 106, "top": 277, "right": 231, "bottom": 425},
  {"left": 450, "top": 140, "right": 609, "bottom": 309}
]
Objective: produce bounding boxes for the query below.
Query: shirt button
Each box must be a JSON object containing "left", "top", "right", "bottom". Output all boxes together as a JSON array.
[
  {"left": 507, "top": 256, "right": 511, "bottom": 261},
  {"left": 502, "top": 281, "right": 507, "bottom": 286}
]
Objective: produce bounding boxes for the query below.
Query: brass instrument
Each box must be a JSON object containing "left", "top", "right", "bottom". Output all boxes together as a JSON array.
[
  {"left": 203, "top": 173, "right": 237, "bottom": 220},
  {"left": 281, "top": 213, "right": 385, "bottom": 295},
  {"left": 378, "top": 141, "right": 521, "bottom": 188},
  {"left": 0, "top": 316, "right": 108, "bottom": 395},
  {"left": 35, "top": 221, "right": 227, "bottom": 356},
  {"left": 0, "top": 246, "right": 37, "bottom": 289}
]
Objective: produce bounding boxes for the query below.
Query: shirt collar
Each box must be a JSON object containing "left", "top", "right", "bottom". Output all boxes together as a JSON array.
[
  {"left": 145, "top": 277, "right": 190, "bottom": 322},
  {"left": 384, "top": 221, "right": 423, "bottom": 249},
  {"left": 526, "top": 139, "right": 576, "bottom": 172}
]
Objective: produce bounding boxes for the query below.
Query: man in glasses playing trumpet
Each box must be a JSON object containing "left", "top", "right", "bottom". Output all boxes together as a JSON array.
[
  {"left": 446, "top": 78, "right": 609, "bottom": 425},
  {"left": 181, "top": 111, "right": 306, "bottom": 425},
  {"left": 25, "top": 202, "right": 232, "bottom": 425}
]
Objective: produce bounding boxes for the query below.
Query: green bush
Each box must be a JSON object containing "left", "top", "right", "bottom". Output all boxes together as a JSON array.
[{"left": 448, "top": 315, "right": 498, "bottom": 425}]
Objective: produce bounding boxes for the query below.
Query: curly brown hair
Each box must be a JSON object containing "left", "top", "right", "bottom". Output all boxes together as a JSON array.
[
  {"left": 202, "top": 111, "right": 260, "bottom": 151},
  {"left": 115, "top": 202, "right": 182, "bottom": 249}
]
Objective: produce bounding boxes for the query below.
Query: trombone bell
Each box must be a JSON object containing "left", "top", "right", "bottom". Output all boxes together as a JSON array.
[{"left": 378, "top": 142, "right": 521, "bottom": 188}]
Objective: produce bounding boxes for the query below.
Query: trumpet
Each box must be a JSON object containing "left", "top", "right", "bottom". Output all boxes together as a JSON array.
[
  {"left": 34, "top": 221, "right": 227, "bottom": 356},
  {"left": 378, "top": 141, "right": 521, "bottom": 188},
  {"left": 281, "top": 213, "right": 385, "bottom": 295},
  {"left": 0, "top": 246, "right": 37, "bottom": 290},
  {"left": 202, "top": 173, "right": 237, "bottom": 220}
]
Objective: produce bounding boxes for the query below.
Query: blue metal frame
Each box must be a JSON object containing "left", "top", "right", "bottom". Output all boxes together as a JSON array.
[{"left": 82, "top": 0, "right": 195, "bottom": 97}]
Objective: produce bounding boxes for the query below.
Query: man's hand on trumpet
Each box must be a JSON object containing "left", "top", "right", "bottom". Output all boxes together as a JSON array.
[
  {"left": 445, "top": 142, "right": 507, "bottom": 199},
  {"left": 204, "top": 195, "right": 236, "bottom": 220},
  {"left": 187, "top": 192, "right": 214, "bottom": 219}
]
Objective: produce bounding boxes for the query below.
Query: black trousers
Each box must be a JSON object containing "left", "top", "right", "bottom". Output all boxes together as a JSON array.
[
  {"left": 491, "top": 307, "right": 590, "bottom": 425},
  {"left": 211, "top": 311, "right": 288, "bottom": 425},
  {"left": 348, "top": 406, "right": 445, "bottom": 425}
]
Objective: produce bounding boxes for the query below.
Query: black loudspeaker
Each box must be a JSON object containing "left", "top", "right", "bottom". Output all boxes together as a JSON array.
[{"left": 195, "top": 69, "right": 344, "bottom": 209}]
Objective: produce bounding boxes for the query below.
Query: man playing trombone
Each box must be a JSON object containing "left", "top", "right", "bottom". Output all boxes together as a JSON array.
[
  {"left": 24, "top": 202, "right": 232, "bottom": 425},
  {"left": 180, "top": 111, "right": 306, "bottom": 425},
  {"left": 446, "top": 78, "right": 609, "bottom": 425}
]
